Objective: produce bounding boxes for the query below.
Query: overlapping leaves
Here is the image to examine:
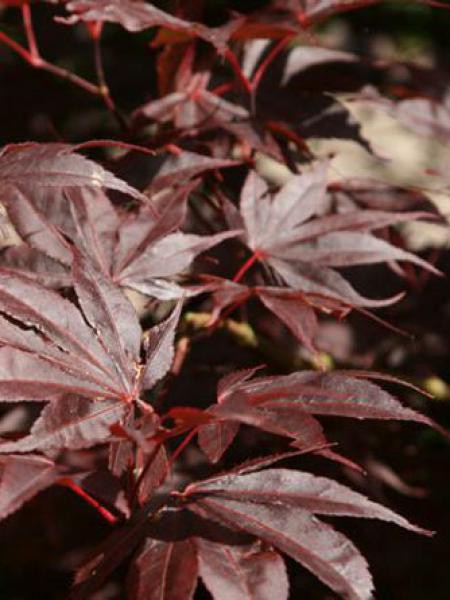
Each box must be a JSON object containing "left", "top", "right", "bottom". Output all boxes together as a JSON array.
[
  {"left": 0, "top": 251, "right": 181, "bottom": 455},
  {"left": 0, "top": 144, "right": 238, "bottom": 298},
  {"left": 227, "top": 162, "right": 438, "bottom": 307},
  {"left": 72, "top": 458, "right": 433, "bottom": 600}
]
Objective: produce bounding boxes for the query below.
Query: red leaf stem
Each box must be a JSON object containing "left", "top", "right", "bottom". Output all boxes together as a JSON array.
[
  {"left": 224, "top": 48, "right": 252, "bottom": 94},
  {"left": 232, "top": 250, "right": 263, "bottom": 283},
  {"left": 58, "top": 477, "right": 118, "bottom": 524}
]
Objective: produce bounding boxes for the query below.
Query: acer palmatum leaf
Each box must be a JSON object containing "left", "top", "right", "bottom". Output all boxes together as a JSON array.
[
  {"left": 0, "top": 346, "right": 110, "bottom": 403},
  {"left": 147, "top": 151, "right": 239, "bottom": 193},
  {"left": 127, "top": 538, "right": 198, "bottom": 600},
  {"left": 211, "top": 393, "right": 327, "bottom": 451},
  {"left": 190, "top": 496, "right": 374, "bottom": 600},
  {"left": 217, "top": 366, "right": 265, "bottom": 403},
  {"left": 0, "top": 267, "right": 130, "bottom": 395},
  {"left": 196, "top": 538, "right": 289, "bottom": 600},
  {"left": 0, "top": 454, "right": 59, "bottom": 520},
  {"left": 188, "top": 468, "right": 431, "bottom": 535},
  {"left": 117, "top": 229, "right": 240, "bottom": 299},
  {"left": 141, "top": 300, "right": 183, "bottom": 391},
  {"left": 185, "top": 464, "right": 433, "bottom": 598},
  {"left": 257, "top": 287, "right": 318, "bottom": 354},
  {"left": 0, "top": 143, "right": 146, "bottom": 201},
  {"left": 208, "top": 277, "right": 329, "bottom": 352},
  {"left": 207, "top": 393, "right": 360, "bottom": 471},
  {"left": 0, "top": 246, "right": 71, "bottom": 288},
  {"left": 233, "top": 165, "right": 439, "bottom": 306},
  {"left": 62, "top": 0, "right": 239, "bottom": 54},
  {"left": 2, "top": 178, "right": 235, "bottom": 300},
  {"left": 0, "top": 252, "right": 183, "bottom": 409},
  {"left": 137, "top": 443, "right": 168, "bottom": 505},
  {"left": 224, "top": 370, "right": 445, "bottom": 432},
  {"left": 112, "top": 183, "right": 196, "bottom": 275},
  {"left": 0, "top": 186, "right": 72, "bottom": 266},
  {"left": 72, "top": 249, "right": 141, "bottom": 391},
  {"left": 135, "top": 85, "right": 248, "bottom": 130},
  {"left": 0, "top": 396, "right": 127, "bottom": 454},
  {"left": 198, "top": 420, "right": 240, "bottom": 464}
]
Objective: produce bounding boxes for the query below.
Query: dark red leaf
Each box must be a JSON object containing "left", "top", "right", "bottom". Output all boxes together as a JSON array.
[
  {"left": 189, "top": 468, "right": 431, "bottom": 535},
  {"left": 232, "top": 164, "right": 439, "bottom": 307},
  {"left": 72, "top": 249, "right": 142, "bottom": 394},
  {"left": 0, "top": 268, "right": 126, "bottom": 394},
  {"left": 140, "top": 300, "right": 182, "bottom": 391},
  {"left": 117, "top": 229, "right": 240, "bottom": 299},
  {"left": 63, "top": 0, "right": 238, "bottom": 54},
  {"left": 257, "top": 287, "right": 318, "bottom": 354},
  {"left": 0, "top": 143, "right": 146, "bottom": 201},
  {"left": 0, "top": 454, "right": 58, "bottom": 520},
  {"left": 190, "top": 496, "right": 374, "bottom": 600},
  {"left": 0, "top": 396, "right": 127, "bottom": 453},
  {"left": 198, "top": 421, "right": 240, "bottom": 464},
  {"left": 127, "top": 538, "right": 198, "bottom": 600},
  {"left": 147, "top": 151, "right": 239, "bottom": 193},
  {"left": 196, "top": 538, "right": 289, "bottom": 600}
]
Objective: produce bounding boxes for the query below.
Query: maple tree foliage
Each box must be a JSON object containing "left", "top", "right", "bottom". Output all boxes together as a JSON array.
[{"left": 0, "top": 0, "right": 449, "bottom": 599}]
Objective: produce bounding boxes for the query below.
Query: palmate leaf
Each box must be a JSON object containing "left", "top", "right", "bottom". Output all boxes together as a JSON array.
[
  {"left": 0, "top": 454, "right": 59, "bottom": 520},
  {"left": 192, "top": 496, "right": 374, "bottom": 600},
  {"left": 62, "top": 0, "right": 241, "bottom": 54},
  {"left": 0, "top": 143, "right": 146, "bottom": 201},
  {"left": 188, "top": 468, "right": 430, "bottom": 535},
  {"left": 196, "top": 368, "right": 446, "bottom": 465},
  {"left": 230, "top": 163, "right": 439, "bottom": 307},
  {"left": 146, "top": 151, "right": 239, "bottom": 193},
  {"left": 0, "top": 252, "right": 182, "bottom": 456},
  {"left": 134, "top": 84, "right": 249, "bottom": 131},
  {"left": 1, "top": 177, "right": 238, "bottom": 300},
  {"left": 0, "top": 397, "right": 127, "bottom": 454},
  {"left": 127, "top": 538, "right": 198, "bottom": 600},
  {"left": 221, "top": 370, "right": 445, "bottom": 429},
  {"left": 196, "top": 538, "right": 289, "bottom": 600},
  {"left": 208, "top": 276, "right": 350, "bottom": 355},
  {"left": 185, "top": 465, "right": 432, "bottom": 600}
]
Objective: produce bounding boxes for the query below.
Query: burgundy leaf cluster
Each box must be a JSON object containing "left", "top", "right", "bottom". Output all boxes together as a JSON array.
[{"left": 0, "top": 1, "right": 449, "bottom": 599}]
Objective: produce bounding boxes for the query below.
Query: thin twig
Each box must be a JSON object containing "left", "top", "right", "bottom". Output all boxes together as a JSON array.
[{"left": 0, "top": 10, "right": 101, "bottom": 96}]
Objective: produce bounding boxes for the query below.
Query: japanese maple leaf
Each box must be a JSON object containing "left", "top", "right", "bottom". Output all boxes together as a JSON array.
[
  {"left": 0, "top": 250, "right": 182, "bottom": 454},
  {"left": 206, "top": 275, "right": 348, "bottom": 355},
  {"left": 133, "top": 70, "right": 249, "bottom": 132},
  {"left": 182, "top": 464, "right": 431, "bottom": 600},
  {"left": 71, "top": 450, "right": 431, "bottom": 600},
  {"left": 227, "top": 162, "right": 439, "bottom": 307},
  {"left": 196, "top": 368, "right": 446, "bottom": 464},
  {"left": 61, "top": 0, "right": 242, "bottom": 54},
  {"left": 0, "top": 142, "right": 146, "bottom": 201},
  {"left": 0, "top": 169, "right": 238, "bottom": 299}
]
